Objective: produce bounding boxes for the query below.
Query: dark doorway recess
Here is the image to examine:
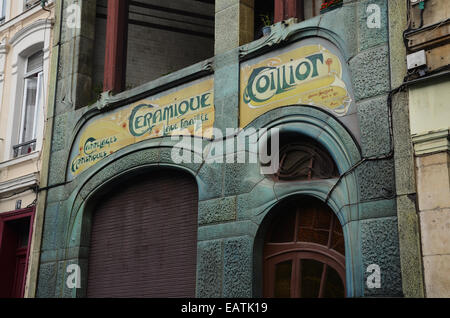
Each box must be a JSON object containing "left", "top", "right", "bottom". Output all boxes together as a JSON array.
[
  {"left": 263, "top": 196, "right": 346, "bottom": 298},
  {"left": 86, "top": 169, "right": 199, "bottom": 298}
]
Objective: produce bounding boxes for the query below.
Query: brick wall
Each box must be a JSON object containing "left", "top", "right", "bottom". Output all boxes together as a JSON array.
[{"left": 93, "top": 0, "right": 214, "bottom": 90}]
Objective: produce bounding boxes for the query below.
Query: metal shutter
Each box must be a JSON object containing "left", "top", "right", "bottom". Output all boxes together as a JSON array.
[{"left": 86, "top": 170, "right": 198, "bottom": 298}]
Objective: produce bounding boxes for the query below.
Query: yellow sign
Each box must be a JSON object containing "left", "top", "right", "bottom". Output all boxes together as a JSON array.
[
  {"left": 69, "top": 78, "right": 214, "bottom": 177},
  {"left": 240, "top": 44, "right": 352, "bottom": 128}
]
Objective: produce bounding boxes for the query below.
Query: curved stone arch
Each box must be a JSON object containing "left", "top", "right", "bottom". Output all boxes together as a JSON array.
[
  {"left": 66, "top": 142, "right": 206, "bottom": 236},
  {"left": 250, "top": 105, "right": 361, "bottom": 171},
  {"left": 241, "top": 25, "right": 354, "bottom": 63},
  {"left": 243, "top": 106, "right": 363, "bottom": 297},
  {"left": 288, "top": 27, "right": 353, "bottom": 62},
  {"left": 252, "top": 193, "right": 357, "bottom": 297},
  {"left": 251, "top": 182, "right": 360, "bottom": 293},
  {"left": 65, "top": 134, "right": 204, "bottom": 188},
  {"left": 59, "top": 141, "right": 212, "bottom": 297}
]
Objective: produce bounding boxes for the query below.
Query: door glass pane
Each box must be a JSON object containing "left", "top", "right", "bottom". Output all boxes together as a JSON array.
[
  {"left": 330, "top": 219, "right": 345, "bottom": 255},
  {"left": 298, "top": 228, "right": 329, "bottom": 245},
  {"left": 17, "top": 219, "right": 30, "bottom": 249},
  {"left": 323, "top": 266, "right": 345, "bottom": 298},
  {"left": 269, "top": 208, "right": 296, "bottom": 243},
  {"left": 298, "top": 205, "right": 314, "bottom": 227},
  {"left": 300, "top": 259, "right": 323, "bottom": 298},
  {"left": 274, "top": 260, "right": 292, "bottom": 298},
  {"left": 315, "top": 208, "right": 331, "bottom": 230}
]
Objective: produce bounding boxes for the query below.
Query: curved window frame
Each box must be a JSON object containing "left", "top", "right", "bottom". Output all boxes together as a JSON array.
[
  {"left": 263, "top": 197, "right": 346, "bottom": 298},
  {"left": 265, "top": 133, "right": 339, "bottom": 182},
  {"left": 264, "top": 249, "right": 346, "bottom": 298}
]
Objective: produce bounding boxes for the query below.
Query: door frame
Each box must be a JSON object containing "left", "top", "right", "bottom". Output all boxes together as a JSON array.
[
  {"left": 260, "top": 195, "right": 347, "bottom": 298},
  {"left": 264, "top": 246, "right": 346, "bottom": 297},
  {"left": 0, "top": 207, "right": 35, "bottom": 298}
]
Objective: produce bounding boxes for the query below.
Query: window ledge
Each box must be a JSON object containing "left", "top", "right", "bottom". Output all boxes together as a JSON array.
[
  {"left": 0, "top": 151, "right": 40, "bottom": 169},
  {"left": 412, "top": 129, "right": 450, "bottom": 156}
]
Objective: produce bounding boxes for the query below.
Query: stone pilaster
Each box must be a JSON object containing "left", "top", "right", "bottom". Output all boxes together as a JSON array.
[{"left": 215, "top": 0, "right": 254, "bottom": 55}]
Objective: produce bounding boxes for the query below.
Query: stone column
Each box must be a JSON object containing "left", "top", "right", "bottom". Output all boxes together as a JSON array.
[
  {"left": 413, "top": 131, "right": 450, "bottom": 297},
  {"left": 389, "top": 0, "right": 425, "bottom": 297},
  {"left": 214, "top": 0, "right": 254, "bottom": 55}
]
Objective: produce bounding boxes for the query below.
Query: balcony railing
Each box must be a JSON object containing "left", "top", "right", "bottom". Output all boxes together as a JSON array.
[{"left": 13, "top": 139, "right": 36, "bottom": 158}]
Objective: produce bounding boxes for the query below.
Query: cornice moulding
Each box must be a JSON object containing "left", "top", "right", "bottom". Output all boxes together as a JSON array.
[{"left": 412, "top": 129, "right": 450, "bottom": 156}]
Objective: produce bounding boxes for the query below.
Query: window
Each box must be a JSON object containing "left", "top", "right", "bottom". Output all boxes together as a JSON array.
[
  {"left": 267, "top": 133, "right": 339, "bottom": 181},
  {"left": 0, "top": 0, "right": 6, "bottom": 23},
  {"left": 14, "top": 51, "right": 44, "bottom": 158},
  {"left": 264, "top": 197, "right": 346, "bottom": 298}
]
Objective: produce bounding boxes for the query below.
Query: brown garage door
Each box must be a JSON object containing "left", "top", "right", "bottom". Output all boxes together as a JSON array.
[{"left": 87, "top": 170, "right": 198, "bottom": 298}]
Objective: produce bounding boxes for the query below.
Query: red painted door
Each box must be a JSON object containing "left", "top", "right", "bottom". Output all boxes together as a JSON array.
[
  {"left": 0, "top": 214, "right": 32, "bottom": 298},
  {"left": 0, "top": 223, "right": 18, "bottom": 297},
  {"left": 12, "top": 248, "right": 28, "bottom": 298}
]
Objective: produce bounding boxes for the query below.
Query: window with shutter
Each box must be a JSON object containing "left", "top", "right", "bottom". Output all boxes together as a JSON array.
[{"left": 86, "top": 170, "right": 199, "bottom": 298}]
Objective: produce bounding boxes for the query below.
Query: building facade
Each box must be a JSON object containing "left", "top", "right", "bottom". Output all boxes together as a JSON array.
[
  {"left": 0, "top": 0, "right": 55, "bottom": 298},
  {"left": 29, "top": 0, "right": 446, "bottom": 298},
  {"left": 403, "top": 0, "right": 450, "bottom": 297}
]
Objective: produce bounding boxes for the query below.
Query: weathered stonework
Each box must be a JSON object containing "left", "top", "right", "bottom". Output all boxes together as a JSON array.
[
  {"left": 356, "top": 158, "right": 396, "bottom": 201},
  {"left": 199, "top": 197, "right": 237, "bottom": 225},
  {"left": 350, "top": 45, "right": 390, "bottom": 101},
  {"left": 197, "top": 240, "right": 223, "bottom": 297},
  {"left": 34, "top": 0, "right": 408, "bottom": 299},
  {"left": 357, "top": 94, "right": 391, "bottom": 157},
  {"left": 361, "top": 217, "right": 403, "bottom": 296},
  {"left": 357, "top": 0, "right": 388, "bottom": 51},
  {"left": 223, "top": 236, "right": 253, "bottom": 297}
]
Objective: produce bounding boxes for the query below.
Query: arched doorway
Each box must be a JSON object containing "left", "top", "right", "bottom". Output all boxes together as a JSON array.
[
  {"left": 86, "top": 169, "right": 198, "bottom": 298},
  {"left": 263, "top": 197, "right": 346, "bottom": 298}
]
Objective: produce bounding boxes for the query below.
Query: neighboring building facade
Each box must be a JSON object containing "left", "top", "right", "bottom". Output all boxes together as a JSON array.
[
  {"left": 403, "top": 0, "right": 450, "bottom": 297},
  {"left": 30, "top": 0, "right": 446, "bottom": 298},
  {"left": 0, "top": 0, "right": 55, "bottom": 298}
]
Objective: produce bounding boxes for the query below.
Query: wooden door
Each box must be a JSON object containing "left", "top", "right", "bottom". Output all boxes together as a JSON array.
[{"left": 264, "top": 197, "right": 346, "bottom": 298}]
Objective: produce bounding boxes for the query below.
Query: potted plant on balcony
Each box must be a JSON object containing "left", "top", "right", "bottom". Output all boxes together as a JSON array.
[
  {"left": 260, "top": 14, "right": 272, "bottom": 37},
  {"left": 320, "top": 0, "right": 344, "bottom": 14}
]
